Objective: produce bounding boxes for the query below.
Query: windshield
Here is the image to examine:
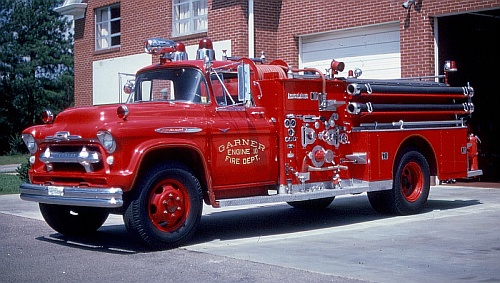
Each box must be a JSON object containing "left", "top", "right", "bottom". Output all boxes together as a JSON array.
[{"left": 130, "top": 68, "right": 209, "bottom": 103}]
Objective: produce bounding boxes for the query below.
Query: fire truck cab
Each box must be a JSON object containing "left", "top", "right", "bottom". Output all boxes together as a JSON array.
[{"left": 19, "top": 38, "right": 482, "bottom": 249}]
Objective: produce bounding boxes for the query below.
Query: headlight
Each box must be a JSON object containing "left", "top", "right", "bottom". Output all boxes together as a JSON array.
[
  {"left": 97, "top": 131, "right": 116, "bottom": 153},
  {"left": 21, "top": 134, "right": 37, "bottom": 154}
]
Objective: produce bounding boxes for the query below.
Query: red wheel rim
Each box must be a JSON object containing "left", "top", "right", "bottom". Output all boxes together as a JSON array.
[
  {"left": 399, "top": 161, "right": 424, "bottom": 202},
  {"left": 148, "top": 178, "right": 191, "bottom": 232}
]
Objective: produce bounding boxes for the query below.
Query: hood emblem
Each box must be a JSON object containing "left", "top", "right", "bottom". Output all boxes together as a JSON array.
[{"left": 45, "top": 131, "right": 82, "bottom": 141}]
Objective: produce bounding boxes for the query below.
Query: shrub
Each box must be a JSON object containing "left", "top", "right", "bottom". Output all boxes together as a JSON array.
[{"left": 16, "top": 156, "right": 31, "bottom": 183}]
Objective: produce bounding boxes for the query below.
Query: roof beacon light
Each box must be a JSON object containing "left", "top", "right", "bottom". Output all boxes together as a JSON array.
[
  {"left": 444, "top": 60, "right": 457, "bottom": 72},
  {"left": 197, "top": 38, "right": 215, "bottom": 61},
  {"left": 173, "top": 42, "right": 188, "bottom": 61},
  {"left": 443, "top": 60, "right": 457, "bottom": 84}
]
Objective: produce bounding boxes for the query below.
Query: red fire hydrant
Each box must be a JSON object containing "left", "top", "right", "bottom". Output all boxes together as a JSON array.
[{"left": 467, "top": 134, "right": 481, "bottom": 171}]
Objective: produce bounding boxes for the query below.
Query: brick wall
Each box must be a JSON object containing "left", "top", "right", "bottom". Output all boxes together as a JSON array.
[
  {"left": 208, "top": 0, "right": 248, "bottom": 57},
  {"left": 74, "top": 0, "right": 171, "bottom": 106},
  {"left": 254, "top": 0, "right": 281, "bottom": 62},
  {"left": 73, "top": 0, "right": 499, "bottom": 106},
  {"left": 276, "top": 0, "right": 500, "bottom": 75}
]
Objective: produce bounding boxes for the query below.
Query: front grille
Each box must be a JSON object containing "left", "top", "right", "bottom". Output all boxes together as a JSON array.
[{"left": 39, "top": 144, "right": 103, "bottom": 173}]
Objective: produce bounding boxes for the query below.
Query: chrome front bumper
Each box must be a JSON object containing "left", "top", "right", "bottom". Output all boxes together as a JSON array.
[{"left": 19, "top": 183, "right": 123, "bottom": 208}]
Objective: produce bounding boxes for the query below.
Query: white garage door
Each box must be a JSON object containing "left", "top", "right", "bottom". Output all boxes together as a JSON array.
[
  {"left": 93, "top": 53, "right": 152, "bottom": 105},
  {"left": 299, "top": 22, "right": 401, "bottom": 79}
]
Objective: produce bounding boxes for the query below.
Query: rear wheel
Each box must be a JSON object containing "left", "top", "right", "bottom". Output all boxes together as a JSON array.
[
  {"left": 39, "top": 203, "right": 109, "bottom": 235},
  {"left": 367, "top": 190, "right": 392, "bottom": 214},
  {"left": 124, "top": 163, "right": 203, "bottom": 250},
  {"left": 368, "top": 150, "right": 430, "bottom": 215},
  {"left": 287, "top": 197, "right": 335, "bottom": 209}
]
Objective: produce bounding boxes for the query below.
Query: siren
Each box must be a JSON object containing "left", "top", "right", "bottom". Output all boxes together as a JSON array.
[
  {"left": 330, "top": 59, "right": 345, "bottom": 76},
  {"left": 196, "top": 38, "right": 216, "bottom": 61},
  {"left": 144, "top": 38, "right": 175, "bottom": 55}
]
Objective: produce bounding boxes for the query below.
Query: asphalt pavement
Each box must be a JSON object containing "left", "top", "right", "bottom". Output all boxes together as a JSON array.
[{"left": 1, "top": 182, "right": 500, "bottom": 282}]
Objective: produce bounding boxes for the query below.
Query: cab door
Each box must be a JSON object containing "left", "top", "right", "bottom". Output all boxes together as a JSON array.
[{"left": 210, "top": 105, "right": 277, "bottom": 189}]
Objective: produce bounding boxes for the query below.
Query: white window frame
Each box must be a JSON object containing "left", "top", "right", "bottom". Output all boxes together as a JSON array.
[
  {"left": 172, "top": 0, "right": 208, "bottom": 37},
  {"left": 95, "top": 4, "right": 121, "bottom": 51}
]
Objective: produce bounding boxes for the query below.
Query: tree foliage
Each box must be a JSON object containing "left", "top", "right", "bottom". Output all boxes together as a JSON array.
[{"left": 0, "top": 0, "right": 74, "bottom": 154}]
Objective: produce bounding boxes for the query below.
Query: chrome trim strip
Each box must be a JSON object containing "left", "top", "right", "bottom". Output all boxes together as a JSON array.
[
  {"left": 39, "top": 147, "right": 101, "bottom": 164},
  {"left": 218, "top": 179, "right": 392, "bottom": 207},
  {"left": 352, "top": 119, "right": 466, "bottom": 131},
  {"left": 155, "top": 127, "right": 202, "bottom": 134},
  {"left": 345, "top": 153, "right": 368, "bottom": 164},
  {"left": 19, "top": 183, "right": 123, "bottom": 208}
]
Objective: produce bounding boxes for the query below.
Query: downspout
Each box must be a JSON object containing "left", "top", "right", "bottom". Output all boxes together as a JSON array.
[
  {"left": 248, "top": 0, "right": 254, "bottom": 58},
  {"left": 433, "top": 17, "right": 439, "bottom": 82}
]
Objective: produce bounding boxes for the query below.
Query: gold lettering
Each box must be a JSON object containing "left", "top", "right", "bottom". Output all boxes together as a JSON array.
[
  {"left": 250, "top": 140, "right": 257, "bottom": 148},
  {"left": 219, "top": 139, "right": 266, "bottom": 165}
]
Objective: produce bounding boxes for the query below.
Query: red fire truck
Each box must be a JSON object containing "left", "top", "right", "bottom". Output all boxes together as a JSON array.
[{"left": 20, "top": 38, "right": 482, "bottom": 249}]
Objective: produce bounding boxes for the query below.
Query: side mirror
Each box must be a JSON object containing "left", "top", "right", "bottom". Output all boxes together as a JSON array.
[
  {"left": 237, "top": 63, "right": 251, "bottom": 102},
  {"left": 123, "top": 81, "right": 135, "bottom": 94}
]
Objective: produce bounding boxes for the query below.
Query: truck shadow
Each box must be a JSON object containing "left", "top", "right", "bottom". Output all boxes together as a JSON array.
[
  {"left": 190, "top": 196, "right": 480, "bottom": 245},
  {"left": 36, "top": 194, "right": 480, "bottom": 254}
]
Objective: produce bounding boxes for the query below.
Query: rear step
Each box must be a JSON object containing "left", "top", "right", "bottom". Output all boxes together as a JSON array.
[{"left": 467, "top": 170, "right": 483, "bottom": 178}]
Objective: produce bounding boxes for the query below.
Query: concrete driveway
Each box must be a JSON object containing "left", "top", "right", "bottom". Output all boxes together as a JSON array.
[{"left": 1, "top": 184, "right": 499, "bottom": 282}]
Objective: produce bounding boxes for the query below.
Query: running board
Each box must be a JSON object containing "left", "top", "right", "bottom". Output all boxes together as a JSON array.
[{"left": 217, "top": 180, "right": 392, "bottom": 207}]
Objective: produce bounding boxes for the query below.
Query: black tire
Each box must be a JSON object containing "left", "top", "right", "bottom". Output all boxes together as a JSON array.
[
  {"left": 123, "top": 163, "right": 203, "bottom": 250},
  {"left": 287, "top": 197, "right": 335, "bottom": 209},
  {"left": 367, "top": 190, "right": 393, "bottom": 214},
  {"left": 368, "top": 150, "right": 430, "bottom": 215},
  {"left": 39, "top": 203, "right": 109, "bottom": 236}
]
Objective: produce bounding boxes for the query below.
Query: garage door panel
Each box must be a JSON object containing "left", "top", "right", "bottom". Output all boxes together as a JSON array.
[
  {"left": 300, "top": 22, "right": 401, "bottom": 79},
  {"left": 305, "top": 53, "right": 400, "bottom": 79},
  {"left": 302, "top": 41, "right": 400, "bottom": 63},
  {"left": 303, "top": 30, "right": 400, "bottom": 54}
]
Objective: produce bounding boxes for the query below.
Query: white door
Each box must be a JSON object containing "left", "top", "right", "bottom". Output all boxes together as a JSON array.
[{"left": 300, "top": 22, "right": 401, "bottom": 79}]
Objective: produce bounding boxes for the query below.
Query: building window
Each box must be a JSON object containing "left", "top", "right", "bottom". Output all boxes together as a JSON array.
[
  {"left": 173, "top": 0, "right": 207, "bottom": 36},
  {"left": 95, "top": 4, "right": 120, "bottom": 50}
]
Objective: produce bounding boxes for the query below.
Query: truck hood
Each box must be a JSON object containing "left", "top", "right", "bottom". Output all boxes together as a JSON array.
[{"left": 25, "top": 102, "right": 207, "bottom": 140}]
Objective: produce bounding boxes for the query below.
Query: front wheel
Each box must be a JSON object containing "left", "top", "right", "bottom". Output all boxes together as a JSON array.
[
  {"left": 124, "top": 163, "right": 203, "bottom": 250},
  {"left": 39, "top": 203, "right": 109, "bottom": 235},
  {"left": 368, "top": 150, "right": 430, "bottom": 215}
]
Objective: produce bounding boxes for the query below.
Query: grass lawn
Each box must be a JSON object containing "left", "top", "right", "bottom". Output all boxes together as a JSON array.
[
  {"left": 0, "top": 173, "right": 21, "bottom": 195},
  {"left": 0, "top": 154, "right": 29, "bottom": 165},
  {"left": 0, "top": 154, "right": 28, "bottom": 195}
]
